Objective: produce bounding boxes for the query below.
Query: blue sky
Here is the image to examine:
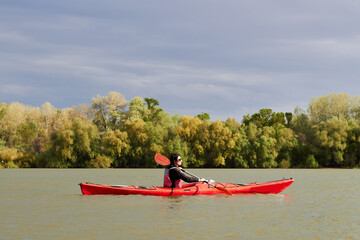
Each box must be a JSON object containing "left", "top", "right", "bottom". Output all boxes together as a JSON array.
[{"left": 1, "top": 1, "right": 360, "bottom": 121}]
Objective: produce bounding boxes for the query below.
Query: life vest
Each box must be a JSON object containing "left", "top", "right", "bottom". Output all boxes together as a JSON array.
[{"left": 163, "top": 167, "right": 183, "bottom": 188}]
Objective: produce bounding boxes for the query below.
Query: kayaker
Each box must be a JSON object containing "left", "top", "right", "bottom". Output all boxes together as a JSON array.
[{"left": 163, "top": 153, "right": 205, "bottom": 188}]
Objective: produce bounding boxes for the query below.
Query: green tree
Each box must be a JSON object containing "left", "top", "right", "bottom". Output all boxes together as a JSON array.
[
  {"left": 228, "top": 127, "right": 251, "bottom": 168},
  {"left": 46, "top": 118, "right": 98, "bottom": 167},
  {"left": 101, "top": 129, "right": 130, "bottom": 167},
  {"left": 71, "top": 118, "right": 98, "bottom": 167},
  {"left": 344, "top": 119, "right": 360, "bottom": 167},
  {"left": 91, "top": 92, "right": 128, "bottom": 131},
  {"left": 196, "top": 112, "right": 210, "bottom": 121},
  {"left": 285, "top": 112, "right": 293, "bottom": 127},
  {"left": 144, "top": 97, "right": 163, "bottom": 124},
  {"left": 177, "top": 117, "right": 239, "bottom": 167},
  {"left": 242, "top": 109, "right": 288, "bottom": 127},
  {"left": 17, "top": 122, "right": 38, "bottom": 151},
  {"left": 308, "top": 93, "right": 358, "bottom": 123},
  {"left": 274, "top": 125, "right": 296, "bottom": 168},
  {"left": 126, "top": 97, "right": 148, "bottom": 121},
  {"left": 162, "top": 114, "right": 185, "bottom": 161},
  {"left": 205, "top": 121, "right": 238, "bottom": 167},
  {"left": 241, "top": 123, "right": 279, "bottom": 168},
  {"left": 0, "top": 103, "right": 7, "bottom": 136},
  {"left": 47, "top": 123, "right": 75, "bottom": 168},
  {"left": 312, "top": 116, "right": 349, "bottom": 167},
  {"left": 289, "top": 108, "right": 316, "bottom": 167},
  {"left": 120, "top": 119, "right": 149, "bottom": 167},
  {"left": 177, "top": 116, "right": 205, "bottom": 167},
  {"left": 257, "top": 126, "right": 278, "bottom": 168}
]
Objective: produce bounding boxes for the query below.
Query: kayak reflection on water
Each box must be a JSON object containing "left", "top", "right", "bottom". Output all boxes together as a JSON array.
[{"left": 163, "top": 153, "right": 206, "bottom": 188}]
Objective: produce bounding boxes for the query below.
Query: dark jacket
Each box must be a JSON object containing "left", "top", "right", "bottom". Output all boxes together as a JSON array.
[{"left": 168, "top": 167, "right": 199, "bottom": 188}]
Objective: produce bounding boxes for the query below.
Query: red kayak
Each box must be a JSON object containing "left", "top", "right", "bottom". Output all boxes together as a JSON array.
[{"left": 80, "top": 178, "right": 294, "bottom": 196}]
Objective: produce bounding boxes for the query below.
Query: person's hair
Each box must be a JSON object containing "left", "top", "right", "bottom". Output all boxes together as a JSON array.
[{"left": 169, "top": 153, "right": 180, "bottom": 165}]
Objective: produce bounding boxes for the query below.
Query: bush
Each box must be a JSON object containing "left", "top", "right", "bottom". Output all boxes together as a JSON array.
[
  {"left": 305, "top": 155, "right": 319, "bottom": 168},
  {"left": 279, "top": 159, "right": 291, "bottom": 168},
  {"left": 89, "top": 155, "right": 113, "bottom": 168},
  {"left": 0, "top": 148, "right": 23, "bottom": 168}
]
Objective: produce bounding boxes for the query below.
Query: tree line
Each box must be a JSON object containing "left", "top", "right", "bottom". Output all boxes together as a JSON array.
[{"left": 1, "top": 92, "right": 360, "bottom": 168}]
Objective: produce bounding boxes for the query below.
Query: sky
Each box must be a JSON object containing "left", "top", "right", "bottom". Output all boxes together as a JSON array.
[{"left": 1, "top": 0, "right": 360, "bottom": 121}]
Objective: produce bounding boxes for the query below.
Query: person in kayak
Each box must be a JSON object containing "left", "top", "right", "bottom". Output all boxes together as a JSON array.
[{"left": 163, "top": 153, "right": 205, "bottom": 188}]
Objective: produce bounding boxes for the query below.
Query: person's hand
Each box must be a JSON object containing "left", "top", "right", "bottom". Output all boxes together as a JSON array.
[{"left": 199, "top": 178, "right": 207, "bottom": 182}]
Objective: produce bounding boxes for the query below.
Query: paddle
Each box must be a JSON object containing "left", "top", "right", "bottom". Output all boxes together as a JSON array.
[{"left": 154, "top": 153, "right": 232, "bottom": 195}]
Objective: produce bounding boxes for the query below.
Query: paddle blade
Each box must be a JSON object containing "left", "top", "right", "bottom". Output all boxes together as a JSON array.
[
  {"left": 154, "top": 153, "right": 170, "bottom": 166},
  {"left": 216, "top": 186, "right": 232, "bottom": 196}
]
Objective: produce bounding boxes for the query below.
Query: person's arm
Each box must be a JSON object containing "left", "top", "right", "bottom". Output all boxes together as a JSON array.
[{"left": 170, "top": 168, "right": 199, "bottom": 183}]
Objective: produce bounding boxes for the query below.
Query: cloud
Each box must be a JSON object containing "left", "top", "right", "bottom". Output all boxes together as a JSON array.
[
  {"left": 0, "top": 84, "right": 36, "bottom": 96},
  {"left": 276, "top": 36, "right": 360, "bottom": 59}
]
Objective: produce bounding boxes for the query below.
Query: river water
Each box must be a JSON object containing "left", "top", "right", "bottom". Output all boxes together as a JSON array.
[{"left": 1, "top": 169, "right": 359, "bottom": 240}]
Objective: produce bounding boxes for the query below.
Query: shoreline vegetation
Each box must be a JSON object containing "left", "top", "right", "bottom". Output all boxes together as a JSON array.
[{"left": 1, "top": 92, "right": 360, "bottom": 169}]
